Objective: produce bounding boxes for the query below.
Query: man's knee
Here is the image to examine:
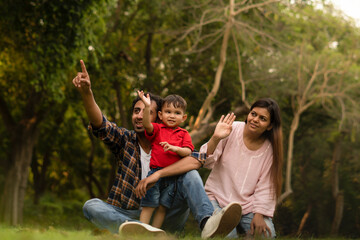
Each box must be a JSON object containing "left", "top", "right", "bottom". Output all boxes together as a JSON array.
[
  {"left": 182, "top": 169, "right": 202, "bottom": 183},
  {"left": 83, "top": 198, "right": 102, "bottom": 218},
  {"left": 177, "top": 170, "right": 205, "bottom": 200}
]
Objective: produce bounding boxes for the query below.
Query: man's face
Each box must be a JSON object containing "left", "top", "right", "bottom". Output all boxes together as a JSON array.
[{"left": 132, "top": 100, "right": 158, "bottom": 133}]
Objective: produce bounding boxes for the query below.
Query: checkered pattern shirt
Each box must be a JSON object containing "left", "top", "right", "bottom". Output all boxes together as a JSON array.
[{"left": 90, "top": 115, "right": 206, "bottom": 210}]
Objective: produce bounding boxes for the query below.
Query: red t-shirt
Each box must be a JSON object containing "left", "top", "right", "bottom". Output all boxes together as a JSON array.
[{"left": 145, "top": 123, "right": 194, "bottom": 168}]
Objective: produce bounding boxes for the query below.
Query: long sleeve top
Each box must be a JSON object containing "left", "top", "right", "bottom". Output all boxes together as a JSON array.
[
  {"left": 89, "top": 115, "right": 142, "bottom": 210},
  {"left": 200, "top": 121, "right": 276, "bottom": 217}
]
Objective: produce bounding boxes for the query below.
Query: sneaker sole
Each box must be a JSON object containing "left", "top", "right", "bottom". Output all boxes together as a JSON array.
[
  {"left": 209, "top": 202, "right": 242, "bottom": 238},
  {"left": 119, "top": 222, "right": 166, "bottom": 237}
]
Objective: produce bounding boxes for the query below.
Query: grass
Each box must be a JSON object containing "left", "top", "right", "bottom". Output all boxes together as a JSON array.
[
  {"left": 0, "top": 225, "right": 355, "bottom": 240},
  {"left": 3, "top": 195, "right": 354, "bottom": 240},
  {"left": 0, "top": 226, "right": 103, "bottom": 240},
  {"left": 15, "top": 195, "right": 205, "bottom": 239},
  {"left": 0, "top": 225, "right": 211, "bottom": 240}
]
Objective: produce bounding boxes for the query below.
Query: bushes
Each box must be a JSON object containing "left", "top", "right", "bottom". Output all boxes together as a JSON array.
[{"left": 23, "top": 192, "right": 92, "bottom": 230}]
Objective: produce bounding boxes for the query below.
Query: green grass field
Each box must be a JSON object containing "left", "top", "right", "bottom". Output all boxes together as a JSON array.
[
  {"left": 0, "top": 225, "right": 353, "bottom": 240},
  {"left": 1, "top": 197, "right": 352, "bottom": 240},
  {"left": 0, "top": 225, "right": 213, "bottom": 240}
]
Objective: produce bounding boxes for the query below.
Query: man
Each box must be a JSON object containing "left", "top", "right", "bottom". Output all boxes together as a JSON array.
[{"left": 72, "top": 60, "right": 242, "bottom": 238}]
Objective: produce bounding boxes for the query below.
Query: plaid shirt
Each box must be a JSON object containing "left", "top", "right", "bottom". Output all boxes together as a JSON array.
[{"left": 90, "top": 115, "right": 206, "bottom": 210}]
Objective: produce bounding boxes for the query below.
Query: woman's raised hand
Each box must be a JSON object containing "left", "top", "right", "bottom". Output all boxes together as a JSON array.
[{"left": 213, "top": 113, "right": 236, "bottom": 140}]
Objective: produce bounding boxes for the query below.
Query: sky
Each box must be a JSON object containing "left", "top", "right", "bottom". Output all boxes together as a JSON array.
[{"left": 329, "top": 0, "right": 360, "bottom": 23}]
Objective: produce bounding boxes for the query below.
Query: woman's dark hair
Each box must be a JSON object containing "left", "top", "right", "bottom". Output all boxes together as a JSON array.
[{"left": 247, "top": 98, "right": 283, "bottom": 199}]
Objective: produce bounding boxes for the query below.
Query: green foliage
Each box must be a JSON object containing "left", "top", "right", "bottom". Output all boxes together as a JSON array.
[
  {"left": 0, "top": 0, "right": 111, "bottom": 117},
  {"left": 22, "top": 191, "right": 92, "bottom": 230},
  {"left": 0, "top": 0, "right": 359, "bottom": 237}
]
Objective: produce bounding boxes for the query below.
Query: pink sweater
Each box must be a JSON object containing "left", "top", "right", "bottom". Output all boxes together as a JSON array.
[{"left": 200, "top": 121, "right": 276, "bottom": 217}]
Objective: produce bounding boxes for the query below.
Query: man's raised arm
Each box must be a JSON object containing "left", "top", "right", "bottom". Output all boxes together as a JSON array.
[{"left": 72, "top": 60, "right": 103, "bottom": 128}]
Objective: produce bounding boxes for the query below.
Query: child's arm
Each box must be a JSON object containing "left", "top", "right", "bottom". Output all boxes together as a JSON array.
[
  {"left": 159, "top": 142, "right": 192, "bottom": 157},
  {"left": 137, "top": 90, "right": 154, "bottom": 134}
]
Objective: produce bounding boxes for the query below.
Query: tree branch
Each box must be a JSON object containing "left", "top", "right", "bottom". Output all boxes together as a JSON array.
[
  {"left": 232, "top": 29, "right": 250, "bottom": 108},
  {"left": 185, "top": 27, "right": 226, "bottom": 54},
  {"left": 233, "top": 0, "right": 280, "bottom": 16}
]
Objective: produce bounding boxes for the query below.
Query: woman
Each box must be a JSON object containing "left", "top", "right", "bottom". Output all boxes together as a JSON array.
[{"left": 200, "top": 98, "right": 283, "bottom": 238}]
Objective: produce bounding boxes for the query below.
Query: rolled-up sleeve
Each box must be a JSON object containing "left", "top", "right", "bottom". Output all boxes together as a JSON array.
[
  {"left": 200, "top": 137, "right": 228, "bottom": 169},
  {"left": 190, "top": 150, "right": 207, "bottom": 166}
]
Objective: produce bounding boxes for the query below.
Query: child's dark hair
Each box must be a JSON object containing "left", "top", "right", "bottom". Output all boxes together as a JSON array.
[
  {"left": 132, "top": 92, "right": 163, "bottom": 113},
  {"left": 162, "top": 94, "right": 187, "bottom": 112}
]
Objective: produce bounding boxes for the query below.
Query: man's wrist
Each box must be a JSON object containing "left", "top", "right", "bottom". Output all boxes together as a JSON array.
[
  {"left": 81, "top": 89, "right": 94, "bottom": 101},
  {"left": 154, "top": 169, "right": 163, "bottom": 178}
]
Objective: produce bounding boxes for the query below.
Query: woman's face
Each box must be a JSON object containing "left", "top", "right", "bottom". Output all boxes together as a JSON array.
[{"left": 246, "top": 107, "right": 273, "bottom": 134}]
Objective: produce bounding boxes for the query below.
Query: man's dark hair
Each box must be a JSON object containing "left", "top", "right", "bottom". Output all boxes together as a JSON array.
[
  {"left": 132, "top": 92, "right": 163, "bottom": 113},
  {"left": 162, "top": 94, "right": 187, "bottom": 112}
]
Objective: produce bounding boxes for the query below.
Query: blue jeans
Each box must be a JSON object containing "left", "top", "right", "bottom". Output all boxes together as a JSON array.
[
  {"left": 141, "top": 168, "right": 176, "bottom": 208},
  {"left": 83, "top": 170, "right": 213, "bottom": 233},
  {"left": 211, "top": 200, "right": 276, "bottom": 238}
]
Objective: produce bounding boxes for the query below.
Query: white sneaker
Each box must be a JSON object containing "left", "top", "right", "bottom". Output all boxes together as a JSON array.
[
  {"left": 119, "top": 221, "right": 166, "bottom": 237},
  {"left": 201, "top": 202, "right": 242, "bottom": 239}
]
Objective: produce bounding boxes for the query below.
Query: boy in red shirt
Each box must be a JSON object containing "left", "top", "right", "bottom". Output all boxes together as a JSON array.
[{"left": 136, "top": 90, "right": 194, "bottom": 229}]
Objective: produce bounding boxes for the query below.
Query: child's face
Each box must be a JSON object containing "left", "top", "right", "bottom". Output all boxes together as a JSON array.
[{"left": 158, "top": 103, "right": 187, "bottom": 128}]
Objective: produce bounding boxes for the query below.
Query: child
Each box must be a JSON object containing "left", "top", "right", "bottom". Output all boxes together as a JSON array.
[{"left": 136, "top": 90, "right": 194, "bottom": 228}]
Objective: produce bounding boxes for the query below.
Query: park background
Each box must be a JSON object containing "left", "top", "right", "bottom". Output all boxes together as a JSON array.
[{"left": 0, "top": 0, "right": 359, "bottom": 238}]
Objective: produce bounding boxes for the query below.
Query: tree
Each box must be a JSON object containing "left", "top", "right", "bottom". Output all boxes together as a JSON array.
[
  {"left": 0, "top": 0, "right": 110, "bottom": 225},
  {"left": 247, "top": 2, "right": 360, "bottom": 235},
  {"left": 165, "top": 0, "right": 287, "bottom": 144}
]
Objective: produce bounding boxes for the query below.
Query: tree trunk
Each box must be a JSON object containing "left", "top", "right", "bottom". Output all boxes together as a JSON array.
[
  {"left": 144, "top": 32, "right": 154, "bottom": 92},
  {"left": 86, "top": 129, "right": 105, "bottom": 198},
  {"left": 297, "top": 203, "right": 312, "bottom": 236},
  {"left": 82, "top": 119, "right": 106, "bottom": 198},
  {"left": 331, "top": 192, "right": 344, "bottom": 236},
  {"left": 278, "top": 111, "right": 300, "bottom": 203},
  {"left": 330, "top": 133, "right": 345, "bottom": 236},
  {"left": 193, "top": 0, "right": 234, "bottom": 129},
  {"left": 113, "top": 80, "right": 129, "bottom": 129},
  {"left": 31, "top": 148, "right": 51, "bottom": 205},
  {"left": 1, "top": 125, "right": 38, "bottom": 225}
]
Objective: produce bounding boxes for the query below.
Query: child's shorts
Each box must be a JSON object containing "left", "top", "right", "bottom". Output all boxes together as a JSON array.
[{"left": 140, "top": 168, "right": 177, "bottom": 209}]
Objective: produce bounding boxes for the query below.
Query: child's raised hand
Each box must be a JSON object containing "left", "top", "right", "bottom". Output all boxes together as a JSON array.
[{"left": 137, "top": 90, "right": 151, "bottom": 107}]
